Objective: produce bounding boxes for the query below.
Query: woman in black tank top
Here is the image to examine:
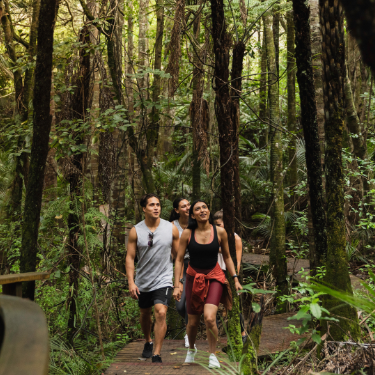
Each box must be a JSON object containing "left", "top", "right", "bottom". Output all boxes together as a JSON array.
[{"left": 173, "top": 200, "right": 242, "bottom": 369}]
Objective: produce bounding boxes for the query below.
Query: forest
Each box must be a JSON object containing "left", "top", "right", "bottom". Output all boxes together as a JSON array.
[{"left": 1, "top": 0, "right": 375, "bottom": 374}]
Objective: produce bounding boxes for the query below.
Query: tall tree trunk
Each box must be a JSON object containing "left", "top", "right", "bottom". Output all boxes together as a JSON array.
[
  {"left": 259, "top": 24, "right": 268, "bottom": 148},
  {"left": 287, "top": 9, "right": 297, "bottom": 204},
  {"left": 292, "top": 0, "right": 327, "bottom": 275},
  {"left": 66, "top": 27, "right": 92, "bottom": 342},
  {"left": 211, "top": 0, "right": 244, "bottom": 362},
  {"left": 165, "top": 0, "right": 185, "bottom": 96},
  {"left": 264, "top": 8, "right": 288, "bottom": 309},
  {"left": 19, "top": 0, "right": 60, "bottom": 300},
  {"left": 309, "top": 0, "right": 324, "bottom": 168},
  {"left": 339, "top": 0, "right": 375, "bottom": 77},
  {"left": 190, "top": 4, "right": 204, "bottom": 201},
  {"left": 148, "top": 0, "right": 164, "bottom": 169},
  {"left": 231, "top": 40, "right": 245, "bottom": 237},
  {"left": 319, "top": 0, "right": 360, "bottom": 341}
]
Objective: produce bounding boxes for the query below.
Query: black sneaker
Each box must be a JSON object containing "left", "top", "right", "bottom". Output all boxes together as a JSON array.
[
  {"left": 142, "top": 342, "right": 153, "bottom": 358},
  {"left": 152, "top": 354, "right": 162, "bottom": 363}
]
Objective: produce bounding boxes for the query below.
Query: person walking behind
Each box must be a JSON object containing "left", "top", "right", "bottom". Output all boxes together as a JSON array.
[
  {"left": 213, "top": 210, "right": 247, "bottom": 344},
  {"left": 173, "top": 200, "right": 242, "bottom": 369},
  {"left": 126, "top": 194, "right": 180, "bottom": 363},
  {"left": 169, "top": 198, "right": 191, "bottom": 348}
]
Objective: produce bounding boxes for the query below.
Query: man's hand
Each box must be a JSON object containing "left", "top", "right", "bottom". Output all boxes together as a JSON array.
[
  {"left": 129, "top": 283, "right": 140, "bottom": 300},
  {"left": 173, "top": 287, "right": 182, "bottom": 302}
]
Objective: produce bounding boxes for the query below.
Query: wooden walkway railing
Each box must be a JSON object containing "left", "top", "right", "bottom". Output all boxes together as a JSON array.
[{"left": 0, "top": 272, "right": 50, "bottom": 375}]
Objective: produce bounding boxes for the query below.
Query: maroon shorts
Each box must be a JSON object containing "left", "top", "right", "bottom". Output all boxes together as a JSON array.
[{"left": 185, "top": 266, "right": 224, "bottom": 315}]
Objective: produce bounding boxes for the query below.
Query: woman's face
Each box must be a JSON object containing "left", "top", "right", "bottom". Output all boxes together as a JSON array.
[
  {"left": 176, "top": 199, "right": 190, "bottom": 218},
  {"left": 191, "top": 201, "right": 210, "bottom": 223},
  {"left": 215, "top": 219, "right": 224, "bottom": 228}
]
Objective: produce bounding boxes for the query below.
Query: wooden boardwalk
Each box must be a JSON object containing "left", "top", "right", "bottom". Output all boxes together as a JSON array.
[
  {"left": 104, "top": 313, "right": 303, "bottom": 374},
  {"left": 104, "top": 255, "right": 366, "bottom": 374}
]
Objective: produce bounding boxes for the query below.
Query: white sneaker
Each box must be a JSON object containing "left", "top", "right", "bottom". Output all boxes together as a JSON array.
[
  {"left": 184, "top": 346, "right": 197, "bottom": 363},
  {"left": 184, "top": 333, "right": 189, "bottom": 348},
  {"left": 208, "top": 353, "right": 220, "bottom": 369}
]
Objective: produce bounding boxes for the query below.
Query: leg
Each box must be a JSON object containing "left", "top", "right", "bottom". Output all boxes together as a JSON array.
[
  {"left": 140, "top": 307, "right": 153, "bottom": 343},
  {"left": 187, "top": 314, "right": 200, "bottom": 350},
  {"left": 204, "top": 304, "right": 219, "bottom": 354},
  {"left": 153, "top": 303, "right": 168, "bottom": 355}
]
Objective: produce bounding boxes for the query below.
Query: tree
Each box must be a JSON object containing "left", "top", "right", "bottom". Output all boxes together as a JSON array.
[
  {"left": 211, "top": 0, "right": 244, "bottom": 362},
  {"left": 19, "top": 0, "right": 60, "bottom": 300},
  {"left": 264, "top": 6, "right": 288, "bottom": 309},
  {"left": 292, "top": 0, "right": 327, "bottom": 275},
  {"left": 319, "top": 0, "right": 360, "bottom": 341}
]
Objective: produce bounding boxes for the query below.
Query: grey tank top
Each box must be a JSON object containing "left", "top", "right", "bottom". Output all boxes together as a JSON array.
[
  {"left": 173, "top": 220, "right": 190, "bottom": 259},
  {"left": 134, "top": 219, "right": 173, "bottom": 292}
]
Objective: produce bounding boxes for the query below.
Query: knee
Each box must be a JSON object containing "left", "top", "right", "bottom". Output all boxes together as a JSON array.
[
  {"left": 204, "top": 315, "right": 216, "bottom": 328},
  {"left": 155, "top": 308, "right": 167, "bottom": 322}
]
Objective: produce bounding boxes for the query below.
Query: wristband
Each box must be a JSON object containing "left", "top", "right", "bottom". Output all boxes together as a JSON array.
[{"left": 232, "top": 274, "right": 238, "bottom": 279}]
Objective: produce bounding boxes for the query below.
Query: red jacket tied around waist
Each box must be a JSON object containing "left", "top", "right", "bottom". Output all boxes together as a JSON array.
[{"left": 186, "top": 262, "right": 228, "bottom": 314}]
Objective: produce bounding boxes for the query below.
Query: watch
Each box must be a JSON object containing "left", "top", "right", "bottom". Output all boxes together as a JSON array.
[
  {"left": 232, "top": 274, "right": 238, "bottom": 279},
  {"left": 179, "top": 278, "right": 184, "bottom": 283}
]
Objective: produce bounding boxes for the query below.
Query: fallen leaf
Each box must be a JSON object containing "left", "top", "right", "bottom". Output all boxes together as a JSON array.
[
  {"left": 219, "top": 361, "right": 223, "bottom": 363},
  {"left": 170, "top": 352, "right": 177, "bottom": 355},
  {"left": 55, "top": 215, "right": 63, "bottom": 219},
  {"left": 174, "top": 366, "right": 181, "bottom": 369},
  {"left": 216, "top": 351, "right": 221, "bottom": 354}
]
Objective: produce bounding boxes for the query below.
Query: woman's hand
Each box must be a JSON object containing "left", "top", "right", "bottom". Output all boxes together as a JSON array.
[
  {"left": 173, "top": 287, "right": 182, "bottom": 302},
  {"left": 234, "top": 278, "right": 242, "bottom": 292}
]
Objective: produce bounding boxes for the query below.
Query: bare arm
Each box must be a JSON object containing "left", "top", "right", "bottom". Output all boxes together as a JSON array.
[
  {"left": 171, "top": 225, "right": 180, "bottom": 259},
  {"left": 218, "top": 227, "right": 242, "bottom": 291},
  {"left": 125, "top": 227, "right": 140, "bottom": 299},
  {"left": 235, "top": 235, "right": 243, "bottom": 274},
  {"left": 173, "top": 229, "right": 190, "bottom": 301}
]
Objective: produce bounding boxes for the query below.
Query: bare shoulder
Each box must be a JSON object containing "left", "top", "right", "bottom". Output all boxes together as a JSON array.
[
  {"left": 235, "top": 234, "right": 242, "bottom": 243},
  {"left": 216, "top": 225, "right": 227, "bottom": 237}
]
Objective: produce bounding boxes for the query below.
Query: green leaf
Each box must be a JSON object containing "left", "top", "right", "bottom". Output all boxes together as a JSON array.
[
  {"left": 252, "top": 302, "right": 261, "bottom": 313},
  {"left": 311, "top": 333, "right": 322, "bottom": 344},
  {"left": 310, "top": 302, "right": 321, "bottom": 319}
]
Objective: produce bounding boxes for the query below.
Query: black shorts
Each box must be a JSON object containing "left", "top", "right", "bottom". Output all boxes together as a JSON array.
[{"left": 138, "top": 287, "right": 173, "bottom": 309}]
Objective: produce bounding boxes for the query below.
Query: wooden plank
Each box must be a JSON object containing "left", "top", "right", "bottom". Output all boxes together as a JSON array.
[{"left": 0, "top": 272, "right": 50, "bottom": 285}]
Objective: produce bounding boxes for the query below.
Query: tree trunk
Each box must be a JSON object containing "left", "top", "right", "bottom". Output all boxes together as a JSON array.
[
  {"left": 259, "top": 24, "right": 268, "bottom": 147},
  {"left": 211, "top": 0, "right": 244, "bottom": 362},
  {"left": 19, "top": 0, "right": 60, "bottom": 300},
  {"left": 339, "top": 0, "right": 375, "bottom": 77},
  {"left": 319, "top": 0, "right": 360, "bottom": 341},
  {"left": 230, "top": 40, "right": 245, "bottom": 237},
  {"left": 292, "top": 0, "right": 327, "bottom": 275},
  {"left": 264, "top": 8, "right": 288, "bottom": 309},
  {"left": 190, "top": 4, "right": 204, "bottom": 201},
  {"left": 165, "top": 0, "right": 185, "bottom": 96},
  {"left": 286, "top": 9, "right": 297, "bottom": 204},
  {"left": 66, "top": 27, "right": 92, "bottom": 343}
]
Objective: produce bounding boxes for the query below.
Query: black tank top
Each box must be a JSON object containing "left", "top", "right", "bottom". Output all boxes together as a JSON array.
[{"left": 188, "top": 225, "right": 220, "bottom": 270}]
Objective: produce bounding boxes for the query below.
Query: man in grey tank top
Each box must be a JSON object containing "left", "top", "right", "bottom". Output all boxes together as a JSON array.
[{"left": 126, "top": 194, "right": 179, "bottom": 363}]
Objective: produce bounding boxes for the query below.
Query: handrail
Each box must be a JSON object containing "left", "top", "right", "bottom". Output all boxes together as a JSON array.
[{"left": 0, "top": 295, "right": 49, "bottom": 375}]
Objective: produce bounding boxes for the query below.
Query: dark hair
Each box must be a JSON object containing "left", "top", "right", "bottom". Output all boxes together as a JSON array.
[
  {"left": 169, "top": 197, "right": 188, "bottom": 222},
  {"left": 187, "top": 200, "right": 213, "bottom": 230},
  {"left": 213, "top": 210, "right": 223, "bottom": 222},
  {"left": 140, "top": 194, "right": 160, "bottom": 208}
]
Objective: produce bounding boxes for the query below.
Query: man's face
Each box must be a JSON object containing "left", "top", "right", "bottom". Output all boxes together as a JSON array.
[
  {"left": 143, "top": 197, "right": 161, "bottom": 219},
  {"left": 214, "top": 219, "right": 224, "bottom": 228}
]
